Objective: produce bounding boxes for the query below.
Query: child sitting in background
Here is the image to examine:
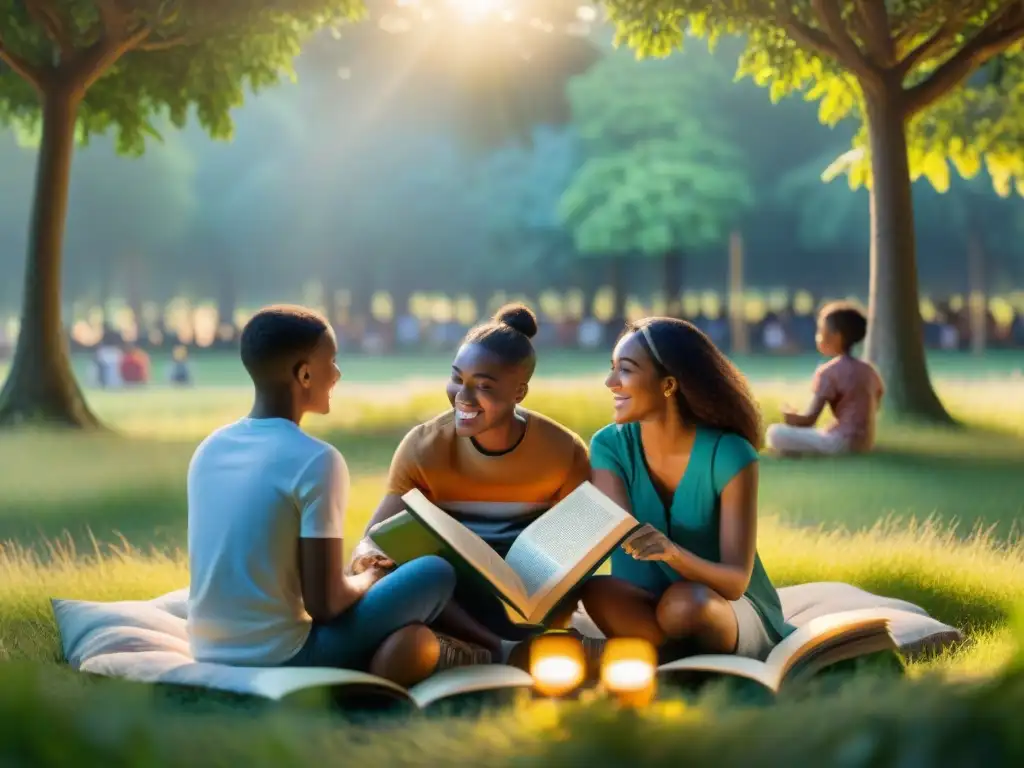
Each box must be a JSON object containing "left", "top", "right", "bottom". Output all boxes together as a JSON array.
[
  {"left": 766, "top": 302, "right": 884, "bottom": 456},
  {"left": 169, "top": 344, "right": 193, "bottom": 386}
]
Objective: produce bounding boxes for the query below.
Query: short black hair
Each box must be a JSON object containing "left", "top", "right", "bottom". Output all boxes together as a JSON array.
[
  {"left": 462, "top": 303, "right": 538, "bottom": 376},
  {"left": 239, "top": 305, "right": 332, "bottom": 384},
  {"left": 820, "top": 302, "right": 868, "bottom": 351}
]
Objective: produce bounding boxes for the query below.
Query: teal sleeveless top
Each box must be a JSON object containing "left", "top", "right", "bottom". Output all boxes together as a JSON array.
[{"left": 590, "top": 423, "right": 793, "bottom": 643}]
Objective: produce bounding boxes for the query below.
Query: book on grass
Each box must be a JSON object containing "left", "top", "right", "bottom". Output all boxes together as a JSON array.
[
  {"left": 240, "top": 663, "right": 534, "bottom": 711},
  {"left": 369, "top": 481, "right": 641, "bottom": 625},
  {"left": 249, "top": 610, "right": 899, "bottom": 708},
  {"left": 654, "top": 609, "right": 902, "bottom": 694}
]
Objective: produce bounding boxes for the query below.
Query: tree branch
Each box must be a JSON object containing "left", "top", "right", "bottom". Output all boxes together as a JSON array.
[
  {"left": 811, "top": 0, "right": 881, "bottom": 84},
  {"left": 905, "top": 1, "right": 1024, "bottom": 115},
  {"left": 0, "top": 34, "right": 47, "bottom": 90},
  {"left": 897, "top": 1, "right": 995, "bottom": 76},
  {"left": 75, "top": 0, "right": 182, "bottom": 91},
  {"left": 24, "top": 0, "right": 75, "bottom": 59},
  {"left": 898, "top": 20, "right": 957, "bottom": 77},
  {"left": 853, "top": 0, "right": 896, "bottom": 67},
  {"left": 778, "top": 8, "right": 840, "bottom": 61},
  {"left": 136, "top": 35, "right": 187, "bottom": 52},
  {"left": 78, "top": 24, "right": 153, "bottom": 91}
]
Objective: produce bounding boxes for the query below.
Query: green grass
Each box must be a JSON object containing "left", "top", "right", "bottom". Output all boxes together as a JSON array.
[
  {"left": 2, "top": 353, "right": 1024, "bottom": 765},
  {"left": 5, "top": 347, "right": 1021, "bottom": 387}
]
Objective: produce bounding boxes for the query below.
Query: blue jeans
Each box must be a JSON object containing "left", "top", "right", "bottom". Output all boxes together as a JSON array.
[{"left": 284, "top": 555, "right": 456, "bottom": 670}]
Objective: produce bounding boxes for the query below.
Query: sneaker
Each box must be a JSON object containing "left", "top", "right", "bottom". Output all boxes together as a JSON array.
[
  {"left": 434, "top": 633, "right": 494, "bottom": 671},
  {"left": 572, "top": 631, "right": 607, "bottom": 677}
]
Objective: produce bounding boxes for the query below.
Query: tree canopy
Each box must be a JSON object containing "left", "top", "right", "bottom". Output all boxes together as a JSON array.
[
  {"left": 0, "top": 0, "right": 363, "bottom": 149},
  {"left": 603, "top": 0, "right": 1024, "bottom": 423},
  {"left": 560, "top": 50, "right": 754, "bottom": 312},
  {"left": 0, "top": 0, "right": 364, "bottom": 427}
]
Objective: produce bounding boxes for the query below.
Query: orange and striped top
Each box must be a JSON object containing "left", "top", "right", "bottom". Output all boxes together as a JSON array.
[{"left": 386, "top": 408, "right": 591, "bottom": 553}]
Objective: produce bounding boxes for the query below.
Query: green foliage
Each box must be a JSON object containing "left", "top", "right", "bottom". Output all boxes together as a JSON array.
[
  {"left": 778, "top": 146, "right": 1022, "bottom": 290},
  {"left": 602, "top": 1, "right": 1024, "bottom": 197},
  {"left": 561, "top": 135, "right": 754, "bottom": 256},
  {"left": 0, "top": 0, "right": 366, "bottom": 153},
  {"left": 831, "top": 73, "right": 1024, "bottom": 198},
  {"left": 560, "top": 51, "right": 754, "bottom": 258},
  {"left": 472, "top": 126, "right": 579, "bottom": 288}
]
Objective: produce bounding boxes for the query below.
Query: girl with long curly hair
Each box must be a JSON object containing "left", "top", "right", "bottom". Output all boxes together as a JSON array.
[{"left": 581, "top": 318, "right": 794, "bottom": 662}]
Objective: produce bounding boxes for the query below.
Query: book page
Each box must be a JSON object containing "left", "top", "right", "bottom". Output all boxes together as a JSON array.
[
  {"left": 402, "top": 489, "right": 528, "bottom": 610},
  {"left": 246, "top": 667, "right": 409, "bottom": 702},
  {"left": 783, "top": 633, "right": 898, "bottom": 686},
  {"left": 656, "top": 655, "right": 777, "bottom": 692},
  {"left": 505, "top": 482, "right": 638, "bottom": 621},
  {"left": 409, "top": 664, "right": 534, "bottom": 709},
  {"left": 763, "top": 610, "right": 890, "bottom": 687}
]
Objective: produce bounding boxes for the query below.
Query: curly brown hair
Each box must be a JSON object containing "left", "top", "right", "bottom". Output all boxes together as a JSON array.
[{"left": 628, "top": 317, "right": 763, "bottom": 450}]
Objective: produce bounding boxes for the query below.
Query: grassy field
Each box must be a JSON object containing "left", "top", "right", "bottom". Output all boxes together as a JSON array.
[
  {"left": 6, "top": 347, "right": 1022, "bottom": 386},
  {"left": 2, "top": 351, "right": 1024, "bottom": 765}
]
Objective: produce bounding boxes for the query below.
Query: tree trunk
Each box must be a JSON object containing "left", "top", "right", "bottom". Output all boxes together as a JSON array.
[
  {"left": 662, "top": 251, "right": 684, "bottom": 317},
  {"left": 215, "top": 258, "right": 237, "bottom": 343},
  {"left": 125, "top": 252, "right": 146, "bottom": 342},
  {"left": 348, "top": 264, "right": 373, "bottom": 321},
  {"left": 967, "top": 228, "right": 986, "bottom": 356},
  {"left": 575, "top": 258, "right": 599, "bottom": 319},
  {"left": 0, "top": 88, "right": 99, "bottom": 429},
  {"left": 98, "top": 263, "right": 113, "bottom": 329},
  {"left": 323, "top": 278, "right": 339, "bottom": 329},
  {"left": 609, "top": 257, "right": 627, "bottom": 321},
  {"left": 863, "top": 89, "right": 952, "bottom": 424},
  {"left": 728, "top": 230, "right": 749, "bottom": 354}
]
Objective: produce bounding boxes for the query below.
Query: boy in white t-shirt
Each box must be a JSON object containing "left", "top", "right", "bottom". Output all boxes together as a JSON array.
[{"left": 187, "top": 305, "right": 469, "bottom": 686}]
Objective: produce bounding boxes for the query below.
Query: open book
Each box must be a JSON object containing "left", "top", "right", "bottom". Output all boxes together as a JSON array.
[
  {"left": 369, "top": 482, "right": 640, "bottom": 625},
  {"left": 247, "top": 611, "right": 898, "bottom": 709},
  {"left": 654, "top": 609, "right": 901, "bottom": 694},
  {"left": 240, "top": 664, "right": 534, "bottom": 712}
]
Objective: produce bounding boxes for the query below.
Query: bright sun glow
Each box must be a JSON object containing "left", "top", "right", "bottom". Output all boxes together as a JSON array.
[{"left": 446, "top": 0, "right": 506, "bottom": 22}]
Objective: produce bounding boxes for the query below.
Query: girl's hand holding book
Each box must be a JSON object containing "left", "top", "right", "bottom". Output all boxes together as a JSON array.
[{"left": 622, "top": 524, "right": 681, "bottom": 563}]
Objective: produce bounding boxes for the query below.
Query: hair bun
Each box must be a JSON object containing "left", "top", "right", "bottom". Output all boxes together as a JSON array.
[{"left": 493, "top": 303, "right": 538, "bottom": 340}]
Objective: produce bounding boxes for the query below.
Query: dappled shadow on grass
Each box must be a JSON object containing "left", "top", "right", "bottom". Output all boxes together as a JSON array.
[{"left": 758, "top": 431, "right": 1024, "bottom": 541}]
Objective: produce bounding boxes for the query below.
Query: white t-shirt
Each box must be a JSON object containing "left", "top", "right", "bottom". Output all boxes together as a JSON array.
[{"left": 186, "top": 417, "right": 347, "bottom": 666}]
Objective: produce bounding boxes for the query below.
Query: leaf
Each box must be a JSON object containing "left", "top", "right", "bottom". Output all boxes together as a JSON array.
[{"left": 919, "top": 151, "right": 951, "bottom": 194}]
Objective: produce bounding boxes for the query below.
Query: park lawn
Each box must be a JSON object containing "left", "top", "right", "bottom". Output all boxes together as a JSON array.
[{"left": 1, "top": 368, "right": 1024, "bottom": 765}]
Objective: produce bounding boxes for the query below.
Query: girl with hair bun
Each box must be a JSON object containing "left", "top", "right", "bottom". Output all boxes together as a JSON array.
[{"left": 349, "top": 303, "right": 593, "bottom": 664}]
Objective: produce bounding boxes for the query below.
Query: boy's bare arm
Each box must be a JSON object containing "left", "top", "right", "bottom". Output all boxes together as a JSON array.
[
  {"left": 782, "top": 394, "right": 826, "bottom": 427},
  {"left": 300, "top": 537, "right": 385, "bottom": 622}
]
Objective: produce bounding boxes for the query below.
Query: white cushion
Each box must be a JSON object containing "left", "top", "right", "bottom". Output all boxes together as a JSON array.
[
  {"left": 51, "top": 595, "right": 189, "bottom": 669},
  {"left": 53, "top": 581, "right": 963, "bottom": 697}
]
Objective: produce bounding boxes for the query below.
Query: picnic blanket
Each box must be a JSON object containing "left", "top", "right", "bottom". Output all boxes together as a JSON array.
[{"left": 52, "top": 582, "right": 963, "bottom": 698}]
